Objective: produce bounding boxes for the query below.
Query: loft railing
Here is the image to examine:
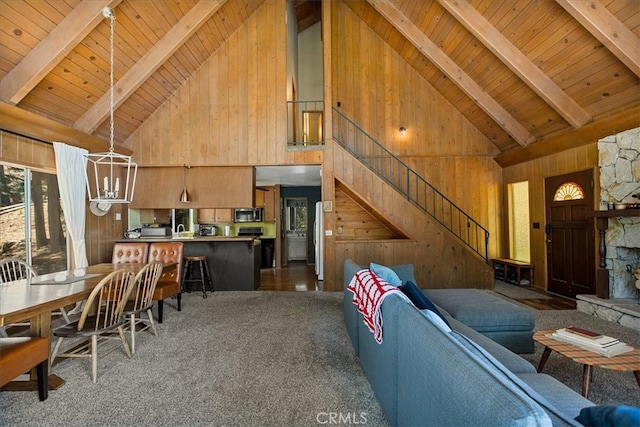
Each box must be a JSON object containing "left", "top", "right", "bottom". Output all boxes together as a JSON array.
[
  {"left": 287, "top": 100, "right": 325, "bottom": 147},
  {"left": 332, "top": 107, "right": 489, "bottom": 262}
]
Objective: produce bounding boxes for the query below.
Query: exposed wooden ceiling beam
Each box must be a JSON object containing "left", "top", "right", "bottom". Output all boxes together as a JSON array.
[
  {"left": 0, "top": 102, "right": 131, "bottom": 155},
  {"left": 0, "top": 0, "right": 122, "bottom": 106},
  {"left": 367, "top": 0, "right": 535, "bottom": 147},
  {"left": 75, "top": 0, "right": 227, "bottom": 134},
  {"left": 557, "top": 0, "right": 640, "bottom": 77},
  {"left": 438, "top": 0, "right": 591, "bottom": 128},
  {"left": 495, "top": 102, "right": 640, "bottom": 167}
]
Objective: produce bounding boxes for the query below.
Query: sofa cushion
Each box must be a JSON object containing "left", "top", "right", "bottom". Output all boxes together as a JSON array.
[
  {"left": 424, "top": 289, "right": 534, "bottom": 332},
  {"left": 397, "top": 304, "right": 553, "bottom": 427},
  {"left": 447, "top": 316, "right": 536, "bottom": 374},
  {"left": 516, "top": 373, "right": 594, "bottom": 422},
  {"left": 399, "top": 281, "right": 450, "bottom": 327},
  {"left": 451, "top": 330, "right": 585, "bottom": 425},
  {"left": 388, "top": 263, "right": 416, "bottom": 284},
  {"left": 370, "top": 262, "right": 402, "bottom": 286}
]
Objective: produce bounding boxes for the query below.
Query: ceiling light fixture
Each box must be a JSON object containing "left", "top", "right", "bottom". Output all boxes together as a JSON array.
[
  {"left": 180, "top": 165, "right": 191, "bottom": 203},
  {"left": 84, "top": 7, "right": 137, "bottom": 204},
  {"left": 399, "top": 126, "right": 407, "bottom": 137}
]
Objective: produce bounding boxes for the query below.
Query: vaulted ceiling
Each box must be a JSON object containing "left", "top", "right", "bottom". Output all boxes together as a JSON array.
[{"left": 1, "top": 0, "right": 638, "bottom": 166}]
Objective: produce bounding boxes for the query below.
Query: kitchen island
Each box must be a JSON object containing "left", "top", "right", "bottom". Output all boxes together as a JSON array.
[{"left": 115, "top": 236, "right": 261, "bottom": 291}]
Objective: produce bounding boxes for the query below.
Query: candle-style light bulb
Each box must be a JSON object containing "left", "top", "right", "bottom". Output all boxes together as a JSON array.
[
  {"left": 115, "top": 178, "right": 120, "bottom": 194},
  {"left": 104, "top": 176, "right": 109, "bottom": 191}
]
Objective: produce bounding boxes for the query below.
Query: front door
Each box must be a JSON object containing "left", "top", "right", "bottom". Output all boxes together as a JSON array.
[{"left": 545, "top": 169, "right": 595, "bottom": 298}]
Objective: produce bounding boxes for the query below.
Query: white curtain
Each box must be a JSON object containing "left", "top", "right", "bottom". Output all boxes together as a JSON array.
[{"left": 53, "top": 142, "right": 89, "bottom": 269}]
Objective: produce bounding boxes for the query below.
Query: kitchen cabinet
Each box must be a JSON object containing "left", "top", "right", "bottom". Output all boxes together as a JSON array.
[
  {"left": 132, "top": 166, "right": 255, "bottom": 208},
  {"left": 198, "top": 208, "right": 233, "bottom": 224},
  {"left": 287, "top": 236, "right": 307, "bottom": 261},
  {"left": 256, "top": 185, "right": 278, "bottom": 222}
]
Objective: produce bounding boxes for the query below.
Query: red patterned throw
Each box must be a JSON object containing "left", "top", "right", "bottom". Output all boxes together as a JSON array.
[{"left": 348, "top": 269, "right": 408, "bottom": 344}]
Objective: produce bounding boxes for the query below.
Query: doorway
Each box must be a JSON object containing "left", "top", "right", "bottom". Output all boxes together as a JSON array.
[
  {"left": 285, "top": 197, "right": 308, "bottom": 263},
  {"left": 545, "top": 169, "right": 595, "bottom": 298}
]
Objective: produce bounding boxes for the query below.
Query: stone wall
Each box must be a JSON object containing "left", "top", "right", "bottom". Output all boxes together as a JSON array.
[{"left": 598, "top": 127, "right": 640, "bottom": 298}]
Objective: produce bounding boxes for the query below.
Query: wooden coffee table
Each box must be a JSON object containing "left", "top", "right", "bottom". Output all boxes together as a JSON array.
[{"left": 533, "top": 329, "right": 640, "bottom": 399}]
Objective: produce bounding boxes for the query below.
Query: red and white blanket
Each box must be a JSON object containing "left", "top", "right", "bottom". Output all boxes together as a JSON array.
[{"left": 347, "top": 269, "right": 408, "bottom": 344}]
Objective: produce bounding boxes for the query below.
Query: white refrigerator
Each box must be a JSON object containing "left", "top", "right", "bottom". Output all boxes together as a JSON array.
[{"left": 314, "top": 201, "right": 324, "bottom": 281}]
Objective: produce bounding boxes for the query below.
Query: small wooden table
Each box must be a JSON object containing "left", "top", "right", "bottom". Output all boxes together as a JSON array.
[{"left": 533, "top": 329, "right": 640, "bottom": 399}]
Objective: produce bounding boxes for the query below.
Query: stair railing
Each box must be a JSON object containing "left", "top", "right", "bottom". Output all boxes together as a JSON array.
[{"left": 332, "top": 107, "right": 489, "bottom": 262}]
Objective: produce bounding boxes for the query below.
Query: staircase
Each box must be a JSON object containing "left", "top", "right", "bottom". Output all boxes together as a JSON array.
[{"left": 332, "top": 108, "right": 490, "bottom": 262}]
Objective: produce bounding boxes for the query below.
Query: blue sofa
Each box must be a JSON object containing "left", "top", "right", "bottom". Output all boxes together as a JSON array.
[{"left": 343, "top": 259, "right": 594, "bottom": 426}]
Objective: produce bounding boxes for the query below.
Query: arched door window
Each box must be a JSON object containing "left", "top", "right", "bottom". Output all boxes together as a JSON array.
[{"left": 553, "top": 182, "right": 585, "bottom": 201}]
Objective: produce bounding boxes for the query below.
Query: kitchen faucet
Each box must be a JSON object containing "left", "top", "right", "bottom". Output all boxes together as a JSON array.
[{"left": 176, "top": 224, "right": 185, "bottom": 235}]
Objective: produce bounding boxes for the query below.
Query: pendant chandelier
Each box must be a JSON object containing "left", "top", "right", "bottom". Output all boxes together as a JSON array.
[{"left": 85, "top": 7, "right": 137, "bottom": 204}]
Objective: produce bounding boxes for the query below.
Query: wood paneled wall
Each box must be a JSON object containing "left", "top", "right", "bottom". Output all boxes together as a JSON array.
[
  {"left": 323, "top": 1, "right": 498, "bottom": 290},
  {"left": 327, "top": 144, "right": 493, "bottom": 291},
  {"left": 502, "top": 143, "right": 599, "bottom": 291},
  {"left": 125, "top": 0, "right": 322, "bottom": 168},
  {"left": 0, "top": 130, "right": 126, "bottom": 266}
]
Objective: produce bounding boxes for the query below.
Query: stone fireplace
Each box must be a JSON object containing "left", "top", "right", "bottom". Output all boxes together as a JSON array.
[
  {"left": 597, "top": 127, "right": 640, "bottom": 299},
  {"left": 576, "top": 127, "right": 639, "bottom": 332}
]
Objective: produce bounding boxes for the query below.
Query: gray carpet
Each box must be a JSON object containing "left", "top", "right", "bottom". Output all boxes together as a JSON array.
[
  {"left": 0, "top": 292, "right": 387, "bottom": 427},
  {"left": 2, "top": 290, "right": 639, "bottom": 427}
]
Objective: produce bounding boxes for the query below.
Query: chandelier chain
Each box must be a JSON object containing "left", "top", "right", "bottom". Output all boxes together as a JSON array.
[{"left": 108, "top": 10, "right": 115, "bottom": 153}]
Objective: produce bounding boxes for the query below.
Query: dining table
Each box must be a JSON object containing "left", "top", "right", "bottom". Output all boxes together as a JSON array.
[{"left": 0, "top": 262, "right": 176, "bottom": 391}]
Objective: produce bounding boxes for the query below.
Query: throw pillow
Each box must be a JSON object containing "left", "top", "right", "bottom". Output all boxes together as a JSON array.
[
  {"left": 370, "top": 262, "right": 402, "bottom": 286},
  {"left": 399, "top": 281, "right": 450, "bottom": 327},
  {"left": 576, "top": 405, "right": 640, "bottom": 427}
]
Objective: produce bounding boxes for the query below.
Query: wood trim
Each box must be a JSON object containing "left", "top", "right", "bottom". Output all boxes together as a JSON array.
[
  {"left": 367, "top": 0, "right": 535, "bottom": 147},
  {"left": 75, "top": 0, "right": 227, "bottom": 134},
  {"left": 0, "top": 0, "right": 122, "bottom": 105},
  {"left": 438, "top": 0, "right": 591, "bottom": 128},
  {"left": 557, "top": 0, "right": 640, "bottom": 77},
  {"left": 0, "top": 102, "right": 130, "bottom": 155},
  {"left": 495, "top": 103, "right": 640, "bottom": 167}
]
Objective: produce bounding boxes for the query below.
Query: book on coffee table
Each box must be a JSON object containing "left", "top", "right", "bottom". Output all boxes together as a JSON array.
[
  {"left": 554, "top": 328, "right": 619, "bottom": 347},
  {"left": 551, "top": 330, "right": 633, "bottom": 357}
]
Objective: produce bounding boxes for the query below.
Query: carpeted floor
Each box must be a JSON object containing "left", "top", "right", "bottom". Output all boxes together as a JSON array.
[
  {"left": 0, "top": 292, "right": 387, "bottom": 427},
  {"left": 1, "top": 289, "right": 638, "bottom": 427}
]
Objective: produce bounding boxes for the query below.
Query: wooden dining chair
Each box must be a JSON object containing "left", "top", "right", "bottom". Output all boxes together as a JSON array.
[
  {"left": 50, "top": 269, "right": 136, "bottom": 383},
  {"left": 148, "top": 242, "right": 184, "bottom": 323},
  {"left": 0, "top": 258, "right": 70, "bottom": 337},
  {"left": 123, "top": 261, "right": 163, "bottom": 354}
]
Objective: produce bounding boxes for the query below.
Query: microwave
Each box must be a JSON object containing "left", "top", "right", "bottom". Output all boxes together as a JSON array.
[{"left": 234, "top": 208, "right": 263, "bottom": 223}]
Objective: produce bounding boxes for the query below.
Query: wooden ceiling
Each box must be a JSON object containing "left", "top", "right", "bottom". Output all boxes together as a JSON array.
[{"left": 1, "top": 0, "right": 638, "bottom": 166}]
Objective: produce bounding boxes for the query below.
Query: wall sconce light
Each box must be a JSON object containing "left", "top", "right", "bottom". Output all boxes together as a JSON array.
[
  {"left": 399, "top": 126, "right": 407, "bottom": 137},
  {"left": 179, "top": 165, "right": 191, "bottom": 203}
]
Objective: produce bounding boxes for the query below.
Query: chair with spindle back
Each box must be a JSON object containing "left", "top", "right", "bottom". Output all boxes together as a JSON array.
[
  {"left": 50, "top": 269, "right": 136, "bottom": 383},
  {"left": 0, "top": 258, "right": 70, "bottom": 337}
]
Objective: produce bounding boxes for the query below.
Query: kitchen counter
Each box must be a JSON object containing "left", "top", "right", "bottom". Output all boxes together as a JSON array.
[
  {"left": 120, "top": 236, "right": 258, "bottom": 242},
  {"left": 116, "top": 237, "right": 261, "bottom": 291}
]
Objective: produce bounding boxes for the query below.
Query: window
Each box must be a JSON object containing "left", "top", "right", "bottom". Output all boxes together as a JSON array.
[
  {"left": 508, "top": 181, "right": 530, "bottom": 263},
  {"left": 0, "top": 164, "right": 67, "bottom": 274},
  {"left": 553, "top": 182, "right": 585, "bottom": 201}
]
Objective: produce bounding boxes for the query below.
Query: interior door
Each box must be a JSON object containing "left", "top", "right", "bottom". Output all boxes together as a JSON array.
[{"left": 545, "top": 169, "right": 595, "bottom": 298}]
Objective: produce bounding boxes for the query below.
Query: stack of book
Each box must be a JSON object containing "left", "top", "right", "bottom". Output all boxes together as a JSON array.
[{"left": 551, "top": 326, "right": 634, "bottom": 357}]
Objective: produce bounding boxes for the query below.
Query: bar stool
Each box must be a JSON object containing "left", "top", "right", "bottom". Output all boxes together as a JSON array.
[{"left": 182, "top": 256, "right": 214, "bottom": 298}]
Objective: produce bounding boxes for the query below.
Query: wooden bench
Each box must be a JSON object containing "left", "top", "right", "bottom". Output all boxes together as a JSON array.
[
  {"left": 0, "top": 337, "right": 50, "bottom": 401},
  {"left": 491, "top": 258, "right": 534, "bottom": 286}
]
